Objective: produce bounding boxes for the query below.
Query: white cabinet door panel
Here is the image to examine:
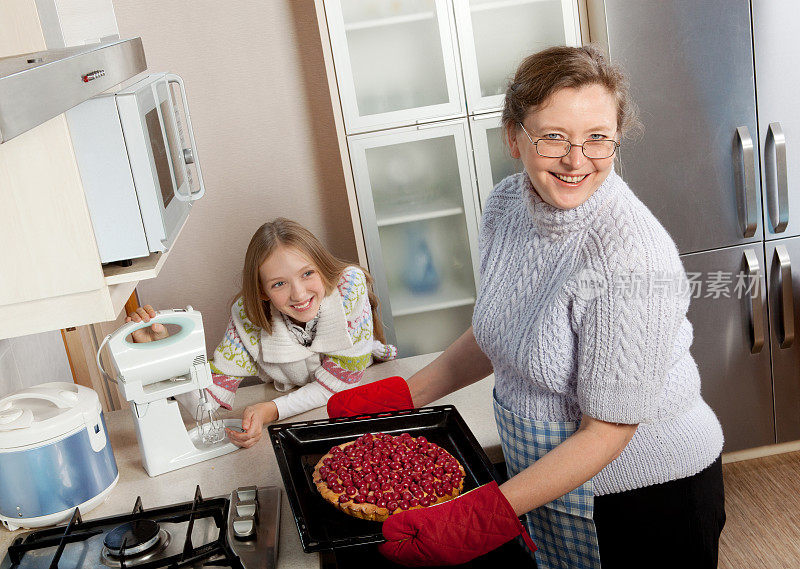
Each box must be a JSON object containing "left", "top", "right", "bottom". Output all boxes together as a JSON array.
[
  {"left": 348, "top": 120, "right": 480, "bottom": 355},
  {"left": 470, "top": 113, "right": 523, "bottom": 213},
  {"left": 454, "top": 0, "right": 581, "bottom": 114},
  {"left": 326, "top": 0, "right": 465, "bottom": 133}
]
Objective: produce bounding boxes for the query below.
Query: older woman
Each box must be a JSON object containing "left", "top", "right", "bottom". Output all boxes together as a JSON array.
[{"left": 328, "top": 45, "right": 725, "bottom": 569}]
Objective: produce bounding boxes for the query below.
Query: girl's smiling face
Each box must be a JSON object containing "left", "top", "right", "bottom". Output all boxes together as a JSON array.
[
  {"left": 259, "top": 246, "right": 326, "bottom": 324},
  {"left": 508, "top": 84, "right": 619, "bottom": 210}
]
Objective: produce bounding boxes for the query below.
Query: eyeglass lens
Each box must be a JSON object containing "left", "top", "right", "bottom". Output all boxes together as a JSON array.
[{"left": 536, "top": 139, "right": 617, "bottom": 159}]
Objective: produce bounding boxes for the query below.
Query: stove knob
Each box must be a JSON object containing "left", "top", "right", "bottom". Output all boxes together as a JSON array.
[
  {"left": 236, "top": 503, "right": 256, "bottom": 517},
  {"left": 236, "top": 487, "right": 257, "bottom": 502},
  {"left": 233, "top": 517, "right": 255, "bottom": 540}
]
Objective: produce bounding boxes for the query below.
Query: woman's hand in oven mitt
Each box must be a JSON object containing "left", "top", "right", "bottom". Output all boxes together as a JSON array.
[
  {"left": 378, "top": 481, "right": 536, "bottom": 567},
  {"left": 327, "top": 376, "right": 414, "bottom": 418}
]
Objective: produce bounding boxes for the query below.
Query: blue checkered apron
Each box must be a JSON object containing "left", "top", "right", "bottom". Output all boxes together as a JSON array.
[{"left": 494, "top": 390, "right": 601, "bottom": 569}]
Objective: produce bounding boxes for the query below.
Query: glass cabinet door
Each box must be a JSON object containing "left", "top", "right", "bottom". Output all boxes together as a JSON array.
[
  {"left": 348, "top": 120, "right": 480, "bottom": 356},
  {"left": 470, "top": 113, "right": 523, "bottom": 212},
  {"left": 325, "top": 0, "right": 465, "bottom": 134},
  {"left": 454, "top": 0, "right": 582, "bottom": 114}
]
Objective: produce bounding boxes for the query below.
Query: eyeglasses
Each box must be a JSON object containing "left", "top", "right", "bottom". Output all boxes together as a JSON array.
[{"left": 518, "top": 122, "right": 620, "bottom": 159}]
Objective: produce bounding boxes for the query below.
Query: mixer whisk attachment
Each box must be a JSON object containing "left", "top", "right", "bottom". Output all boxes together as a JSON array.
[{"left": 195, "top": 390, "right": 226, "bottom": 445}]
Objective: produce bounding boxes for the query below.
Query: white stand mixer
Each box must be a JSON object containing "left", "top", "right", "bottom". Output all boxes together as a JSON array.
[{"left": 98, "top": 306, "right": 240, "bottom": 477}]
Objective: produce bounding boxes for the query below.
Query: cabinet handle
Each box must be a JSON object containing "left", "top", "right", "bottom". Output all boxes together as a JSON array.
[
  {"left": 415, "top": 116, "right": 465, "bottom": 129},
  {"left": 775, "top": 245, "right": 795, "bottom": 349},
  {"left": 736, "top": 126, "right": 758, "bottom": 238},
  {"left": 744, "top": 248, "right": 765, "bottom": 353},
  {"left": 765, "top": 122, "right": 789, "bottom": 233}
]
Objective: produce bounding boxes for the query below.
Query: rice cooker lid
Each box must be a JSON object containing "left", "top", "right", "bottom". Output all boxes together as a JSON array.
[{"left": 0, "top": 382, "right": 102, "bottom": 449}]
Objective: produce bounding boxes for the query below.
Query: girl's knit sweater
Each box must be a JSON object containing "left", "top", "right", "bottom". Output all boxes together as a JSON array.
[
  {"left": 204, "top": 266, "right": 397, "bottom": 420},
  {"left": 473, "top": 170, "right": 723, "bottom": 495}
]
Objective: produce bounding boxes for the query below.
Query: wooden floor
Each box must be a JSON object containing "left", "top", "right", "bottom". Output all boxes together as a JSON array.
[{"left": 720, "top": 451, "right": 800, "bottom": 568}]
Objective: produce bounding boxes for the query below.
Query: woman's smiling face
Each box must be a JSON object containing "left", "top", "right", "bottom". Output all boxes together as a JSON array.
[{"left": 508, "top": 84, "right": 619, "bottom": 210}]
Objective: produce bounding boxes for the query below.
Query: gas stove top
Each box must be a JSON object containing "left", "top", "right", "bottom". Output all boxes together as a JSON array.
[{"left": 1, "top": 485, "right": 280, "bottom": 569}]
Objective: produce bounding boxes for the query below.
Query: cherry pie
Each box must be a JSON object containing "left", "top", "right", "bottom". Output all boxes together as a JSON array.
[{"left": 313, "top": 432, "right": 465, "bottom": 522}]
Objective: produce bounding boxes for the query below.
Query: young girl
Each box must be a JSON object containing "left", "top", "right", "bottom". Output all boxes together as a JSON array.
[{"left": 126, "top": 218, "right": 397, "bottom": 448}]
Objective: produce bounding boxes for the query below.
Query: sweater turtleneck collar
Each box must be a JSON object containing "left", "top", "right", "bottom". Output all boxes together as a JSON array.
[{"left": 524, "top": 168, "right": 622, "bottom": 236}]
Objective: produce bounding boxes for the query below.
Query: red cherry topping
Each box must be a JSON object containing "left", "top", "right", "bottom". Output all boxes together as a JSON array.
[{"left": 323, "top": 432, "right": 463, "bottom": 516}]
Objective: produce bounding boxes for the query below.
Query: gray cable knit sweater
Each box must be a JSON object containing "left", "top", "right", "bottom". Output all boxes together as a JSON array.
[{"left": 473, "top": 170, "right": 724, "bottom": 495}]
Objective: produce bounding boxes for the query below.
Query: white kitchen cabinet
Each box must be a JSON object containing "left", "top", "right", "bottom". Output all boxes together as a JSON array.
[
  {"left": 470, "top": 112, "right": 523, "bottom": 210},
  {"left": 454, "top": 0, "right": 582, "bottom": 114},
  {"left": 0, "top": 0, "right": 179, "bottom": 339},
  {"left": 316, "top": 0, "right": 583, "bottom": 356},
  {"left": 325, "top": 0, "right": 465, "bottom": 134},
  {"left": 348, "top": 120, "right": 480, "bottom": 355}
]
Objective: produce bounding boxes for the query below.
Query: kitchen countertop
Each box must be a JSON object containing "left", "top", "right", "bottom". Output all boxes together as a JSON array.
[{"left": 0, "top": 353, "right": 502, "bottom": 567}]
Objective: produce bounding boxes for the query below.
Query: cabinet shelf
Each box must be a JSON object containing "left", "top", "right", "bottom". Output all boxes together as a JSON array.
[
  {"left": 377, "top": 205, "right": 464, "bottom": 227},
  {"left": 470, "top": 0, "right": 555, "bottom": 13},
  {"left": 344, "top": 11, "right": 435, "bottom": 32},
  {"left": 102, "top": 251, "right": 166, "bottom": 285},
  {"left": 391, "top": 280, "right": 475, "bottom": 317},
  {"left": 102, "top": 216, "right": 187, "bottom": 285}
]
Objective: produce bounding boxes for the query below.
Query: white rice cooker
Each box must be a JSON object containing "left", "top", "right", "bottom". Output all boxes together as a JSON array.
[{"left": 0, "top": 382, "right": 118, "bottom": 530}]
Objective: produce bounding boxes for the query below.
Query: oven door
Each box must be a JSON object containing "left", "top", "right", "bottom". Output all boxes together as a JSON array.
[{"left": 117, "top": 72, "right": 205, "bottom": 254}]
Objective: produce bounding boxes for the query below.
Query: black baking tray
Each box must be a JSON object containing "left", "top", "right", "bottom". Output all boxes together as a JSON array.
[{"left": 268, "top": 405, "right": 502, "bottom": 553}]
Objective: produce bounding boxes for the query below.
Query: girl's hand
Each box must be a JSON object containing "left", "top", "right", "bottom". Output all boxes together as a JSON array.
[
  {"left": 124, "top": 305, "right": 169, "bottom": 343},
  {"left": 227, "top": 401, "right": 278, "bottom": 449}
]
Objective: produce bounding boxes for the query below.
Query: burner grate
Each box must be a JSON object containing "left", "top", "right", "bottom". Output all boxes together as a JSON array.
[{"left": 6, "top": 486, "right": 244, "bottom": 569}]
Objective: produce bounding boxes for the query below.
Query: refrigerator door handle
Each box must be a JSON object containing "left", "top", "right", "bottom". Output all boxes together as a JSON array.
[
  {"left": 744, "top": 248, "right": 765, "bottom": 354},
  {"left": 765, "top": 122, "right": 789, "bottom": 233},
  {"left": 775, "top": 245, "right": 795, "bottom": 349},
  {"left": 736, "top": 126, "right": 758, "bottom": 238}
]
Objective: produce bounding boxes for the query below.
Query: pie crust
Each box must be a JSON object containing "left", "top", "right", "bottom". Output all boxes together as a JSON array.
[{"left": 313, "top": 432, "right": 466, "bottom": 522}]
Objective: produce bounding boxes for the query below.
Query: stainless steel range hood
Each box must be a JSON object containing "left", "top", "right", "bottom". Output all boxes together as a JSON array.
[{"left": 0, "top": 37, "right": 146, "bottom": 144}]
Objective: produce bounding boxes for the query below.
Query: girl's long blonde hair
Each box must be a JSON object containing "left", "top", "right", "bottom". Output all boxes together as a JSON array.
[{"left": 239, "top": 218, "right": 387, "bottom": 343}]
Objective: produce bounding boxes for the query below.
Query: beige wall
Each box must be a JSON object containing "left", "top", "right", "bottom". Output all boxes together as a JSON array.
[{"left": 111, "top": 1, "right": 358, "bottom": 351}]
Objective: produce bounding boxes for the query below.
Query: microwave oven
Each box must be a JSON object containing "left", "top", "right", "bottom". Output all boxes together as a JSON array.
[{"left": 67, "top": 72, "right": 205, "bottom": 265}]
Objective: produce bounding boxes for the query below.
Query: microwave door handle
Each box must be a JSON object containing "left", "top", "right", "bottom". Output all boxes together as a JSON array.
[
  {"left": 150, "top": 79, "right": 186, "bottom": 204},
  {"left": 167, "top": 73, "right": 205, "bottom": 201}
]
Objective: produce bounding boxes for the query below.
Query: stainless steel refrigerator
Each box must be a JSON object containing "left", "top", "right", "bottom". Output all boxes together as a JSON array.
[{"left": 595, "top": 0, "right": 800, "bottom": 451}]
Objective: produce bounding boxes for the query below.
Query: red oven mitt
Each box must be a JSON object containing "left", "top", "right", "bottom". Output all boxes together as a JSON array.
[
  {"left": 327, "top": 376, "right": 414, "bottom": 418},
  {"left": 378, "top": 481, "right": 537, "bottom": 567}
]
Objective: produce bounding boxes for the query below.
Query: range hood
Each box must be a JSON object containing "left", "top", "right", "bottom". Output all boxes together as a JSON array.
[{"left": 0, "top": 37, "right": 146, "bottom": 144}]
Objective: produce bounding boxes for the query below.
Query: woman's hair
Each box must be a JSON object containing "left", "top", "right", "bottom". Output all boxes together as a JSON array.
[
  {"left": 502, "top": 44, "right": 642, "bottom": 140},
  {"left": 238, "top": 218, "right": 387, "bottom": 342}
]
